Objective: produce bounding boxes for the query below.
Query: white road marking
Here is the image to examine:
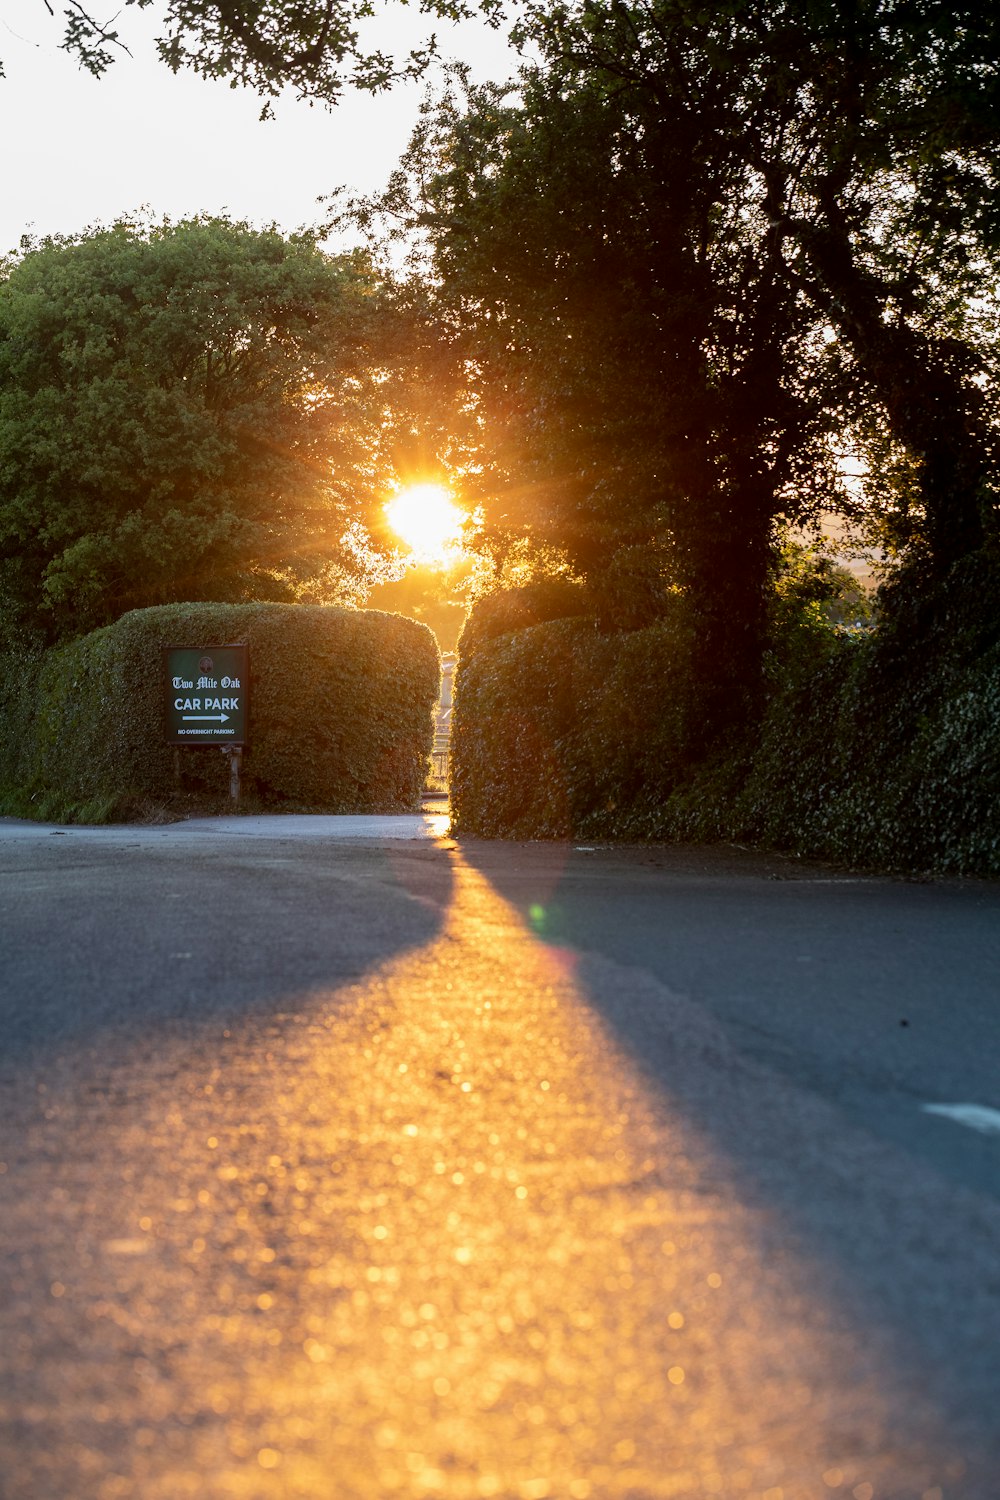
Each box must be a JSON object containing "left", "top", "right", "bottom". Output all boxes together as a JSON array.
[{"left": 921, "top": 1103, "right": 1000, "bottom": 1137}]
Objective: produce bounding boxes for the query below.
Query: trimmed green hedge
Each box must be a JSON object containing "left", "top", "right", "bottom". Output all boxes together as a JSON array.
[
  {"left": 457, "top": 579, "right": 590, "bottom": 664},
  {"left": 717, "top": 635, "right": 1000, "bottom": 872},
  {"left": 715, "top": 562, "right": 1000, "bottom": 872},
  {"left": 1, "top": 602, "right": 439, "bottom": 819},
  {"left": 451, "top": 607, "right": 695, "bottom": 839},
  {"left": 451, "top": 567, "right": 1000, "bottom": 874}
]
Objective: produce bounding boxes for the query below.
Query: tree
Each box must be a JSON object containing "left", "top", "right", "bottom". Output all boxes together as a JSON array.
[
  {"left": 0, "top": 216, "right": 398, "bottom": 644},
  {"left": 363, "top": 60, "right": 840, "bottom": 739},
  {"left": 515, "top": 0, "right": 1000, "bottom": 595},
  {"left": 10, "top": 0, "right": 503, "bottom": 107},
  {"left": 357, "top": 0, "right": 1000, "bottom": 748}
]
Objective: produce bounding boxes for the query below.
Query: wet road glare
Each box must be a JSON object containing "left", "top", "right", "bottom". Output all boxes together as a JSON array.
[{"left": 1, "top": 830, "right": 995, "bottom": 1499}]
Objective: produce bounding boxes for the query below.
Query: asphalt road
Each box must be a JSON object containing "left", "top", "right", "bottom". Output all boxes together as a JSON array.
[{"left": 1, "top": 814, "right": 999, "bottom": 1500}]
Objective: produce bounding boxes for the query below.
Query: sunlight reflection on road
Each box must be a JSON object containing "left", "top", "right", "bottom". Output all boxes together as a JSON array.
[
  {"left": 8, "top": 851, "right": 958, "bottom": 1500},
  {"left": 180, "top": 853, "right": 946, "bottom": 1500}
]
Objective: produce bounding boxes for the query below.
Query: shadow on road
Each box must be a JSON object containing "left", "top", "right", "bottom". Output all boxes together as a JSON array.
[{"left": 0, "top": 834, "right": 455, "bottom": 1070}]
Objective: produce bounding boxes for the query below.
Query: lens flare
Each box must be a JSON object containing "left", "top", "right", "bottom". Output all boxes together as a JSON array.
[{"left": 385, "top": 484, "right": 465, "bottom": 566}]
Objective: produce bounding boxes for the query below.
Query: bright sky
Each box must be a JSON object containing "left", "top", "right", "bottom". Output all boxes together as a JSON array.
[{"left": 0, "top": 0, "right": 518, "bottom": 256}]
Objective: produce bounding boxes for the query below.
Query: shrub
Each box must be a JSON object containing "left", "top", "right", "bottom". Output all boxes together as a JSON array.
[
  {"left": 729, "top": 592, "right": 1000, "bottom": 873},
  {"left": 0, "top": 643, "right": 40, "bottom": 798},
  {"left": 0, "top": 602, "right": 438, "bottom": 819},
  {"left": 456, "top": 579, "right": 590, "bottom": 664},
  {"left": 451, "top": 605, "right": 694, "bottom": 838},
  {"left": 451, "top": 567, "right": 1000, "bottom": 875}
]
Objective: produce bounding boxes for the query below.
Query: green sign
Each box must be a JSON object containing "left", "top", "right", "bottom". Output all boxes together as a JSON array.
[{"left": 164, "top": 644, "right": 249, "bottom": 745}]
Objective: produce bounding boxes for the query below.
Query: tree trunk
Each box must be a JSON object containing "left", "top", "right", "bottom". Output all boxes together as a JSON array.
[{"left": 798, "top": 200, "right": 990, "bottom": 581}]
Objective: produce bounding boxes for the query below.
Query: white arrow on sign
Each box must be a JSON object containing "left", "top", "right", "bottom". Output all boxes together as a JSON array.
[{"left": 182, "top": 713, "right": 230, "bottom": 722}]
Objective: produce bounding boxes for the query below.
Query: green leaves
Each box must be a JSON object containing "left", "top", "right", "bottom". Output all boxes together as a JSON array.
[
  {"left": 0, "top": 601, "right": 439, "bottom": 817},
  {"left": 22, "top": 0, "right": 475, "bottom": 107},
  {"left": 0, "top": 217, "right": 399, "bottom": 644},
  {"left": 451, "top": 564, "right": 1000, "bottom": 874}
]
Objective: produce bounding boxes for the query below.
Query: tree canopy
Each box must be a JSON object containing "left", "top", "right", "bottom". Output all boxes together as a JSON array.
[
  {"left": 363, "top": 57, "right": 842, "bottom": 730},
  {"left": 0, "top": 216, "right": 398, "bottom": 644},
  {"left": 511, "top": 0, "right": 1000, "bottom": 584},
  {"left": 350, "top": 0, "right": 1000, "bottom": 737}
]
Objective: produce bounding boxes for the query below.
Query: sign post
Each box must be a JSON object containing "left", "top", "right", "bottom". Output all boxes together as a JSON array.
[{"left": 164, "top": 644, "right": 249, "bottom": 805}]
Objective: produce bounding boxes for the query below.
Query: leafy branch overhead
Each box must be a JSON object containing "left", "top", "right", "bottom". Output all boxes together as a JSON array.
[{"left": 25, "top": 0, "right": 506, "bottom": 106}]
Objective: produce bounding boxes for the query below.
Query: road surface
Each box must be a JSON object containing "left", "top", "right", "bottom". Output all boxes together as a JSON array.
[{"left": 1, "top": 814, "right": 999, "bottom": 1500}]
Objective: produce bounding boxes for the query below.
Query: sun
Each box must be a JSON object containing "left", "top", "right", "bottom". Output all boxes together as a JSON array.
[{"left": 384, "top": 483, "right": 465, "bottom": 566}]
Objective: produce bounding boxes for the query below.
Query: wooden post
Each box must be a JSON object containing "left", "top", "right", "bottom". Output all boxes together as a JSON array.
[{"left": 229, "top": 746, "right": 242, "bottom": 806}]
